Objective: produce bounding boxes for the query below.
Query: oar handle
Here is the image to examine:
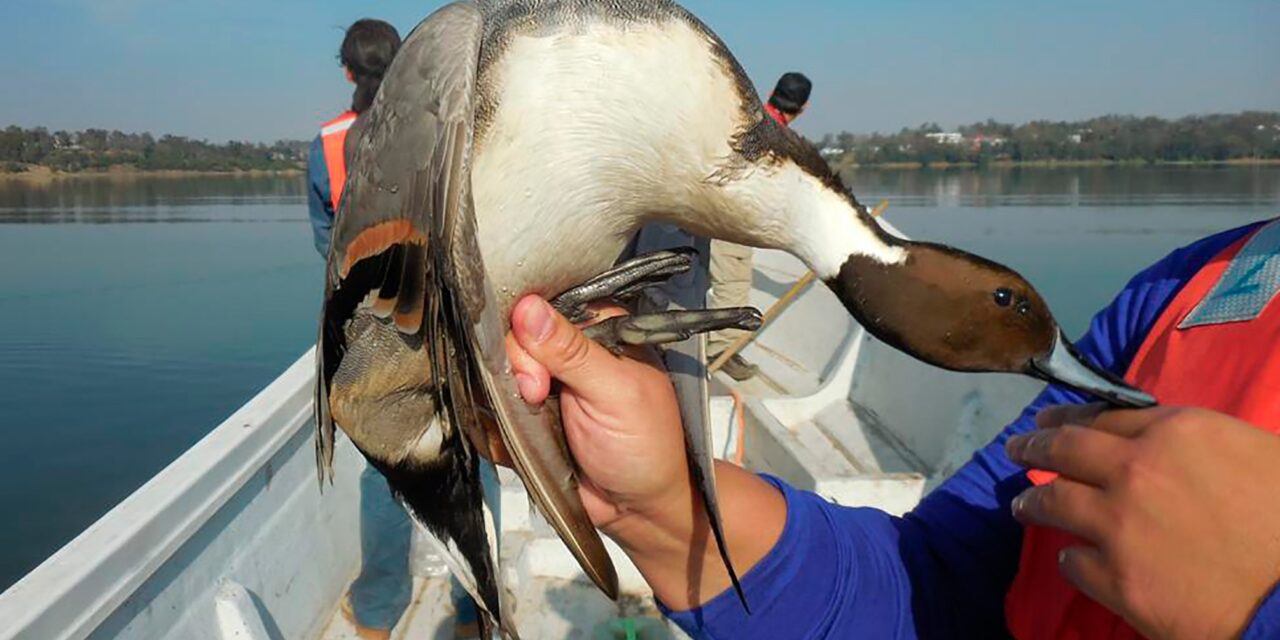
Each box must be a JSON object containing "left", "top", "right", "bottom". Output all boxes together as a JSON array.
[{"left": 708, "top": 199, "right": 890, "bottom": 374}]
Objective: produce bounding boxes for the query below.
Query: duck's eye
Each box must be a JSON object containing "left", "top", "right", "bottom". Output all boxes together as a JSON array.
[
  {"left": 993, "top": 288, "right": 1014, "bottom": 307},
  {"left": 1016, "top": 300, "right": 1032, "bottom": 315}
]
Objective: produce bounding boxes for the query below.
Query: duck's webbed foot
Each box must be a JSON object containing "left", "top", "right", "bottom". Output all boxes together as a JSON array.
[
  {"left": 583, "top": 308, "right": 762, "bottom": 353},
  {"left": 550, "top": 249, "right": 763, "bottom": 352},
  {"left": 551, "top": 248, "right": 700, "bottom": 323}
]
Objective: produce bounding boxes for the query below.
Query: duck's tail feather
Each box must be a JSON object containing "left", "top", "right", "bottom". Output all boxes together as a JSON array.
[{"left": 373, "top": 447, "right": 516, "bottom": 638}]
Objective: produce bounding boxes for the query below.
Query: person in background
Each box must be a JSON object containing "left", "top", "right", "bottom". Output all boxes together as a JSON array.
[
  {"left": 505, "top": 215, "right": 1280, "bottom": 638},
  {"left": 307, "top": 19, "right": 400, "bottom": 258},
  {"left": 708, "top": 71, "right": 813, "bottom": 381},
  {"left": 764, "top": 71, "right": 812, "bottom": 126}
]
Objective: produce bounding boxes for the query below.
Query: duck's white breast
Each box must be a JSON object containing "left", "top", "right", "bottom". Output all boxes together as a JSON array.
[{"left": 468, "top": 15, "right": 747, "bottom": 314}]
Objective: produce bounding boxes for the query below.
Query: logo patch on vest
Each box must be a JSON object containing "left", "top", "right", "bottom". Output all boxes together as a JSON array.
[{"left": 1181, "top": 220, "right": 1280, "bottom": 329}]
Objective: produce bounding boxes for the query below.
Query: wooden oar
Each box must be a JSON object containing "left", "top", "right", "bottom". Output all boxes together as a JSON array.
[{"left": 709, "top": 199, "right": 890, "bottom": 374}]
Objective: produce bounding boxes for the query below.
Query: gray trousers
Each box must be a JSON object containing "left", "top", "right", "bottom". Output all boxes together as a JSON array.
[{"left": 707, "top": 240, "right": 754, "bottom": 355}]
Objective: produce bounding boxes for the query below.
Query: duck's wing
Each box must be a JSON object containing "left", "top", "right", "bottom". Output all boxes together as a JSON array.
[
  {"left": 318, "top": 2, "right": 479, "bottom": 486},
  {"left": 316, "top": 3, "right": 517, "bottom": 634}
]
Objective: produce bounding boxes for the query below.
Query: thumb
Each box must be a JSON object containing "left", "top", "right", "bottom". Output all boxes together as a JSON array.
[{"left": 511, "top": 295, "right": 622, "bottom": 394}]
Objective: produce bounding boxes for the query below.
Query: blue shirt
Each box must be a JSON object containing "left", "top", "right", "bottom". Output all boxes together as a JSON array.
[
  {"left": 307, "top": 134, "right": 335, "bottom": 258},
  {"left": 665, "top": 220, "right": 1280, "bottom": 639}
]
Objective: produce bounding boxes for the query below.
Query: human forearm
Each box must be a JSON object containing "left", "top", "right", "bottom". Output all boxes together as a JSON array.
[
  {"left": 603, "top": 460, "right": 786, "bottom": 611},
  {"left": 507, "top": 297, "right": 1000, "bottom": 632}
]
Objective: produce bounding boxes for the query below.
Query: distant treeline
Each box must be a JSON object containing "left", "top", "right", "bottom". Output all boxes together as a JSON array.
[
  {"left": 0, "top": 126, "right": 309, "bottom": 173},
  {"left": 819, "top": 111, "right": 1280, "bottom": 166},
  {"left": 6, "top": 111, "right": 1280, "bottom": 175}
]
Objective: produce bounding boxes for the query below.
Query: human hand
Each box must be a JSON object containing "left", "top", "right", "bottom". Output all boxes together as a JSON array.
[
  {"left": 505, "top": 295, "right": 791, "bottom": 608},
  {"left": 504, "top": 295, "right": 692, "bottom": 535},
  {"left": 1007, "top": 405, "right": 1280, "bottom": 639}
]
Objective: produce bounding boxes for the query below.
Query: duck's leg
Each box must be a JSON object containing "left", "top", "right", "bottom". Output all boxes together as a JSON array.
[
  {"left": 550, "top": 248, "right": 757, "bottom": 350},
  {"left": 551, "top": 248, "right": 763, "bottom": 349},
  {"left": 582, "top": 307, "right": 762, "bottom": 353},
  {"left": 551, "top": 248, "right": 700, "bottom": 323}
]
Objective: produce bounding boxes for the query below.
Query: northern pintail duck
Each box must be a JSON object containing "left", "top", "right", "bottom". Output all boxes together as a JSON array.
[{"left": 316, "top": 1, "right": 1154, "bottom": 635}]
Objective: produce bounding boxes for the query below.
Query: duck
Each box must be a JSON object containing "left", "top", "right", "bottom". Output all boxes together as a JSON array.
[{"left": 315, "top": 1, "right": 1156, "bottom": 636}]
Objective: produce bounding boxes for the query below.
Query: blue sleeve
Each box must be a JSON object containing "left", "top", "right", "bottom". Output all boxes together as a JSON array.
[
  {"left": 1244, "top": 583, "right": 1280, "bottom": 640},
  {"left": 307, "top": 134, "right": 335, "bottom": 259},
  {"left": 664, "top": 223, "right": 1262, "bottom": 639}
]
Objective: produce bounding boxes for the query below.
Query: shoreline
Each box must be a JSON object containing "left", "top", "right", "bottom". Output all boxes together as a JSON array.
[
  {"left": 3, "top": 158, "right": 1277, "bottom": 181},
  {"left": 0, "top": 165, "right": 304, "bottom": 183}
]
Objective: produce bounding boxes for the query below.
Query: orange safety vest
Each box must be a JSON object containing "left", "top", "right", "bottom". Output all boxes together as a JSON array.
[
  {"left": 320, "top": 111, "right": 358, "bottom": 212},
  {"left": 1005, "top": 219, "right": 1280, "bottom": 639}
]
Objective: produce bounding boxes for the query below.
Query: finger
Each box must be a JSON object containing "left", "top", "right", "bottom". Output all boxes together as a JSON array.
[
  {"left": 1006, "top": 425, "right": 1132, "bottom": 487},
  {"left": 1038, "top": 403, "right": 1168, "bottom": 440},
  {"left": 511, "top": 295, "right": 626, "bottom": 395},
  {"left": 1086, "top": 406, "right": 1175, "bottom": 439},
  {"left": 1058, "top": 546, "right": 1121, "bottom": 615},
  {"left": 1036, "top": 403, "right": 1107, "bottom": 430},
  {"left": 1012, "top": 478, "right": 1113, "bottom": 542},
  {"left": 505, "top": 332, "right": 551, "bottom": 404}
]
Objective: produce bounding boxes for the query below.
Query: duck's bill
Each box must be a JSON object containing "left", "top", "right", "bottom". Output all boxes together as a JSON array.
[{"left": 1030, "top": 332, "right": 1157, "bottom": 408}]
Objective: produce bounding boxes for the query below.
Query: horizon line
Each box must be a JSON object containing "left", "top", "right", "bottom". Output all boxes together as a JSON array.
[{"left": 4, "top": 108, "right": 1277, "bottom": 146}]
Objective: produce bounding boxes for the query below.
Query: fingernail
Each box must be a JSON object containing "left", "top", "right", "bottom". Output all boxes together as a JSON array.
[
  {"left": 1035, "top": 407, "right": 1056, "bottom": 429},
  {"left": 523, "top": 298, "right": 554, "bottom": 342},
  {"left": 516, "top": 373, "right": 537, "bottom": 401},
  {"left": 1006, "top": 435, "right": 1026, "bottom": 460},
  {"left": 1012, "top": 493, "right": 1026, "bottom": 517}
]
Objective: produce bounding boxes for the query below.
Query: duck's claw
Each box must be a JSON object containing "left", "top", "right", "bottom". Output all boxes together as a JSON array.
[
  {"left": 583, "top": 307, "right": 763, "bottom": 353},
  {"left": 551, "top": 248, "right": 699, "bottom": 323}
]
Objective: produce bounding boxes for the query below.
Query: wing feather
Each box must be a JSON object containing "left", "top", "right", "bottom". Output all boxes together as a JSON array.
[{"left": 370, "top": 243, "right": 404, "bottom": 319}]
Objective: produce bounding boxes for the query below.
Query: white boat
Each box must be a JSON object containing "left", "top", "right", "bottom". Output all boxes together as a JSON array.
[{"left": 0, "top": 229, "right": 1045, "bottom": 639}]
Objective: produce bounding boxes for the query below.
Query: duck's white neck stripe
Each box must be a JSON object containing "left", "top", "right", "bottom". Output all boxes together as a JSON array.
[
  {"left": 797, "top": 180, "right": 905, "bottom": 278},
  {"left": 716, "top": 163, "right": 905, "bottom": 279}
]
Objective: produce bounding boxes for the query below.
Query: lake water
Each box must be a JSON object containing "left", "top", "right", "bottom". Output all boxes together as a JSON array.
[{"left": 0, "top": 166, "right": 1277, "bottom": 591}]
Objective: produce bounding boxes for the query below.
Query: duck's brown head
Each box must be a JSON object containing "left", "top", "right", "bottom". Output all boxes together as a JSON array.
[
  {"left": 828, "top": 242, "right": 1156, "bottom": 408},
  {"left": 711, "top": 106, "right": 1152, "bottom": 407}
]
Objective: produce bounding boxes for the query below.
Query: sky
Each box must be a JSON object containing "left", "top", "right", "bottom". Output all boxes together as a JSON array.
[{"left": 1, "top": 0, "right": 1277, "bottom": 143}]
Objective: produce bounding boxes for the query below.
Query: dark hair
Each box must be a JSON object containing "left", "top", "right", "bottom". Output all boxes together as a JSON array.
[
  {"left": 340, "top": 19, "right": 402, "bottom": 114},
  {"left": 768, "top": 72, "right": 813, "bottom": 115}
]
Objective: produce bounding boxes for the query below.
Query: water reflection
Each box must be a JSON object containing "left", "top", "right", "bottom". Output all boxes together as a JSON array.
[
  {"left": 0, "top": 173, "right": 306, "bottom": 223},
  {"left": 842, "top": 165, "right": 1280, "bottom": 208},
  {"left": 0, "top": 175, "right": 319, "bottom": 591}
]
